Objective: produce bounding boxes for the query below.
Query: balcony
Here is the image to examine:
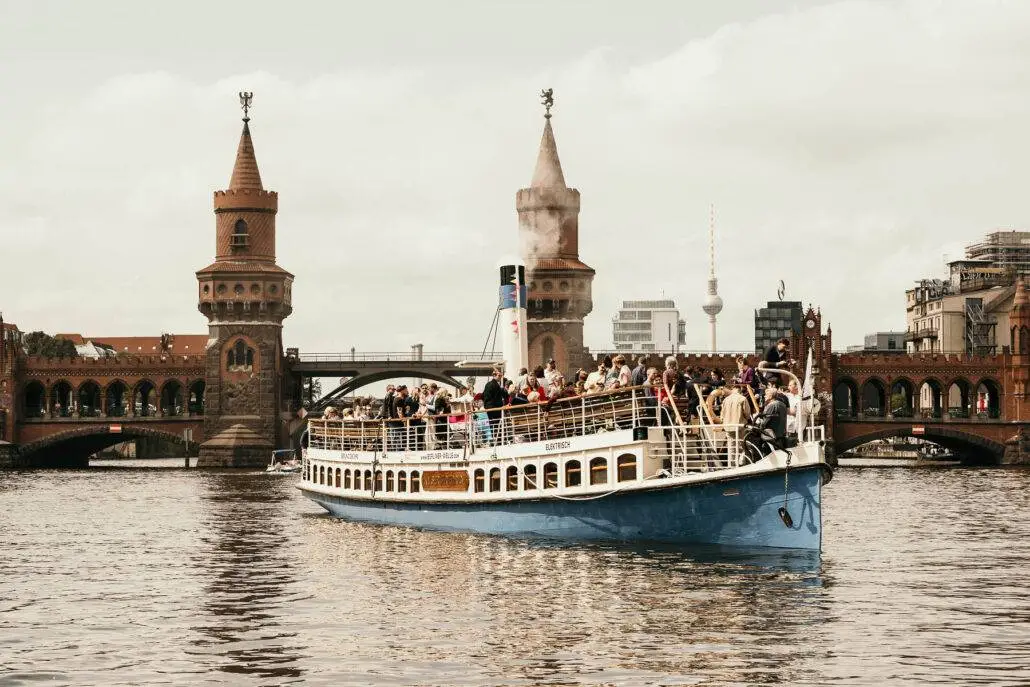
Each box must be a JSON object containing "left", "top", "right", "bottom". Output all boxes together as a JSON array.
[{"left": 904, "top": 328, "right": 938, "bottom": 342}]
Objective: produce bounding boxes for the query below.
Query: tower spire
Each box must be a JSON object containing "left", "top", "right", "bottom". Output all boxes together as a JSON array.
[
  {"left": 702, "top": 203, "right": 724, "bottom": 354},
  {"left": 531, "top": 88, "right": 566, "bottom": 189},
  {"left": 228, "top": 91, "right": 263, "bottom": 191}
]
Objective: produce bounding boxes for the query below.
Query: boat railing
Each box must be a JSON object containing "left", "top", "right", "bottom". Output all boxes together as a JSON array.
[{"left": 306, "top": 383, "right": 823, "bottom": 472}]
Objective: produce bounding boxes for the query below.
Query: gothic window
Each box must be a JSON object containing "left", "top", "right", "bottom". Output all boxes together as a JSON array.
[{"left": 227, "top": 339, "right": 255, "bottom": 371}]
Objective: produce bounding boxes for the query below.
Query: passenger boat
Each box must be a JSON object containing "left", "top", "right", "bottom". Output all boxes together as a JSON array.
[
  {"left": 298, "top": 264, "right": 833, "bottom": 550},
  {"left": 266, "top": 449, "right": 301, "bottom": 474}
]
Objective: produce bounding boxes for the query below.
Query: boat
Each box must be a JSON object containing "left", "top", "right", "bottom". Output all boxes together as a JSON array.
[
  {"left": 266, "top": 449, "right": 301, "bottom": 474},
  {"left": 297, "top": 264, "right": 833, "bottom": 550}
]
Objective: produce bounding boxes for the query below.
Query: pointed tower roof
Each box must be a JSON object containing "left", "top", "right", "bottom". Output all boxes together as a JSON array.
[
  {"left": 531, "top": 115, "right": 567, "bottom": 190},
  {"left": 228, "top": 119, "right": 263, "bottom": 191},
  {"left": 1015, "top": 278, "right": 1029, "bottom": 308}
]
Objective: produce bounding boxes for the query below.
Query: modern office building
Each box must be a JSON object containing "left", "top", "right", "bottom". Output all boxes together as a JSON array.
[
  {"left": 754, "top": 301, "right": 803, "bottom": 353},
  {"left": 611, "top": 300, "right": 686, "bottom": 353}
]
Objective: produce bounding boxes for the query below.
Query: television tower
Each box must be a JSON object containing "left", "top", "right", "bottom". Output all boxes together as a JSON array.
[{"left": 701, "top": 204, "right": 724, "bottom": 353}]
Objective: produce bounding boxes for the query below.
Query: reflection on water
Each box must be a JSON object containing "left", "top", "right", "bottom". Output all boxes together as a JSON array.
[{"left": 1, "top": 465, "right": 1029, "bottom": 685}]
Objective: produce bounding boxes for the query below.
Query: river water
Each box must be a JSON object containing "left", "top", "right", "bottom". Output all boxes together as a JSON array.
[{"left": 2, "top": 462, "right": 1029, "bottom": 686}]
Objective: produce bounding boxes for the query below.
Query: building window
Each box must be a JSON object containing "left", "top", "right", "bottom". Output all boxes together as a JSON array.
[
  {"left": 231, "top": 219, "right": 249, "bottom": 248},
  {"left": 226, "top": 339, "right": 254, "bottom": 371}
]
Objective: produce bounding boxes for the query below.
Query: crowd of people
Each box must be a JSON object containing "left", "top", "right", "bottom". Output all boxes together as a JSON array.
[{"left": 320, "top": 338, "right": 808, "bottom": 446}]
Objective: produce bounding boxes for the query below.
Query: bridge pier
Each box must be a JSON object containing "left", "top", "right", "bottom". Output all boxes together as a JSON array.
[{"left": 1002, "top": 430, "right": 1030, "bottom": 465}]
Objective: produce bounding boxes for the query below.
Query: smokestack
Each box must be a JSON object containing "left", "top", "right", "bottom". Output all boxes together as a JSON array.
[{"left": 499, "top": 264, "right": 528, "bottom": 378}]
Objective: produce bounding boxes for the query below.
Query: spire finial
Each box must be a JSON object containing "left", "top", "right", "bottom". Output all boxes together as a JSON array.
[
  {"left": 540, "top": 88, "right": 554, "bottom": 119},
  {"left": 239, "top": 91, "right": 253, "bottom": 123}
]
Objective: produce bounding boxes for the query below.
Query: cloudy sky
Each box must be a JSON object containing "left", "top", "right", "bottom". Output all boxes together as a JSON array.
[{"left": 2, "top": 0, "right": 1029, "bottom": 355}]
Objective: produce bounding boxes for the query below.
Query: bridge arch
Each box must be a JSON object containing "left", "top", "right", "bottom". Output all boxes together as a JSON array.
[
  {"left": 945, "top": 377, "right": 971, "bottom": 418},
  {"left": 975, "top": 377, "right": 1002, "bottom": 418},
  {"left": 160, "top": 379, "right": 185, "bottom": 417},
  {"left": 78, "top": 381, "right": 103, "bottom": 417},
  {"left": 860, "top": 377, "right": 887, "bottom": 417},
  {"left": 17, "top": 425, "right": 194, "bottom": 468},
  {"left": 50, "top": 380, "right": 73, "bottom": 417},
  {"left": 106, "top": 380, "right": 129, "bottom": 417},
  {"left": 917, "top": 378, "right": 944, "bottom": 419},
  {"left": 833, "top": 377, "right": 859, "bottom": 419},
  {"left": 313, "top": 369, "right": 464, "bottom": 412},
  {"left": 836, "top": 426, "right": 1005, "bottom": 464},
  {"left": 22, "top": 381, "right": 46, "bottom": 418},
  {"left": 188, "top": 379, "right": 206, "bottom": 415},
  {"left": 132, "top": 379, "right": 158, "bottom": 417},
  {"left": 889, "top": 377, "right": 915, "bottom": 417}
]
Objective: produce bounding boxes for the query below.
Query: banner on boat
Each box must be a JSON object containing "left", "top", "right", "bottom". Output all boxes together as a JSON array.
[{"left": 420, "top": 470, "right": 471, "bottom": 492}]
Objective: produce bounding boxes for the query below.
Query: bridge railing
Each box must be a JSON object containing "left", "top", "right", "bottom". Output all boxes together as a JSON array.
[{"left": 294, "top": 352, "right": 500, "bottom": 363}]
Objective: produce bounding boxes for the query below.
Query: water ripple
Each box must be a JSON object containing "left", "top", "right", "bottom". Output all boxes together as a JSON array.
[{"left": 1, "top": 463, "right": 1029, "bottom": 685}]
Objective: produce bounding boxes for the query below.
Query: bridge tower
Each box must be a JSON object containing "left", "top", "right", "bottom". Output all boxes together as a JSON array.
[
  {"left": 516, "top": 91, "right": 595, "bottom": 375},
  {"left": 195, "top": 96, "right": 294, "bottom": 467},
  {"left": 1008, "top": 279, "right": 1030, "bottom": 420}
]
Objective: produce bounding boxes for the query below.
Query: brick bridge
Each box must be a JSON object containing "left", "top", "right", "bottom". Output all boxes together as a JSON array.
[
  {"left": 1, "top": 345, "right": 205, "bottom": 467},
  {"left": 591, "top": 304, "right": 1030, "bottom": 464}
]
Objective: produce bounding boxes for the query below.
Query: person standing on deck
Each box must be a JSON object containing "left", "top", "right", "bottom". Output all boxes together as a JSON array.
[
  {"left": 482, "top": 368, "right": 508, "bottom": 442},
  {"left": 758, "top": 338, "right": 792, "bottom": 386}
]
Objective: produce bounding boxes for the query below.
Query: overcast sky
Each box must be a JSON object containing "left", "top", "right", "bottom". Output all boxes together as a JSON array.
[{"left": 2, "top": 0, "right": 1029, "bottom": 354}]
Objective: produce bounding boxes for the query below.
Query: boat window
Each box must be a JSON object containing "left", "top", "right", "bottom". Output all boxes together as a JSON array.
[
  {"left": 523, "top": 464, "right": 538, "bottom": 490},
  {"left": 590, "top": 457, "right": 608, "bottom": 485},
  {"left": 543, "top": 462, "right": 558, "bottom": 489},
  {"left": 617, "top": 453, "right": 637, "bottom": 482},
  {"left": 489, "top": 468, "right": 501, "bottom": 492},
  {"left": 410, "top": 471, "right": 421, "bottom": 493},
  {"left": 364, "top": 470, "right": 373, "bottom": 491},
  {"left": 386, "top": 471, "right": 395, "bottom": 492},
  {"left": 474, "top": 469, "right": 485, "bottom": 493},
  {"left": 319, "top": 465, "right": 325, "bottom": 485},
  {"left": 565, "top": 460, "right": 582, "bottom": 488},
  {"left": 335, "top": 468, "right": 341, "bottom": 488},
  {"left": 374, "top": 470, "right": 383, "bottom": 492},
  {"left": 344, "top": 469, "right": 352, "bottom": 489},
  {"left": 506, "top": 466, "right": 518, "bottom": 491},
  {"left": 398, "top": 471, "right": 407, "bottom": 492}
]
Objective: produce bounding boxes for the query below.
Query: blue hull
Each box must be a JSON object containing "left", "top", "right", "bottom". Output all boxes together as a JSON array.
[{"left": 304, "top": 467, "right": 824, "bottom": 550}]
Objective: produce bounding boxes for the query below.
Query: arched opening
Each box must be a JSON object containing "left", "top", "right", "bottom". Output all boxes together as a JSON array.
[
  {"left": 398, "top": 471, "right": 407, "bottom": 492},
  {"left": 523, "top": 464, "right": 538, "bottom": 490},
  {"left": 364, "top": 469, "right": 372, "bottom": 491},
  {"left": 374, "top": 470, "right": 383, "bottom": 492},
  {"left": 541, "top": 337, "right": 555, "bottom": 365},
  {"left": 106, "top": 381, "right": 127, "bottom": 417},
  {"left": 506, "top": 466, "right": 518, "bottom": 491},
  {"left": 160, "top": 380, "right": 184, "bottom": 417},
  {"left": 354, "top": 470, "right": 363, "bottom": 490},
  {"left": 489, "top": 467, "right": 501, "bottom": 492},
  {"left": 410, "top": 471, "right": 421, "bottom": 493},
  {"left": 975, "top": 379, "right": 1002, "bottom": 419},
  {"left": 335, "top": 468, "right": 341, "bottom": 488},
  {"left": 231, "top": 218, "right": 249, "bottom": 248},
  {"left": 860, "top": 379, "right": 886, "bottom": 417},
  {"left": 889, "top": 379, "right": 915, "bottom": 418},
  {"left": 319, "top": 465, "right": 325, "bottom": 485},
  {"left": 385, "top": 470, "right": 395, "bottom": 491},
  {"left": 76, "top": 381, "right": 102, "bottom": 417},
  {"left": 565, "top": 460, "right": 582, "bottom": 488},
  {"left": 473, "top": 468, "right": 485, "bottom": 493},
  {"left": 22, "top": 381, "right": 46, "bottom": 418},
  {"left": 917, "top": 379, "right": 943, "bottom": 419},
  {"left": 51, "top": 381, "right": 73, "bottom": 417},
  {"left": 833, "top": 379, "right": 859, "bottom": 419},
  {"left": 188, "top": 380, "right": 205, "bottom": 416},
  {"left": 344, "top": 469, "right": 352, "bottom": 489},
  {"left": 133, "top": 381, "right": 157, "bottom": 417},
  {"left": 589, "top": 457, "right": 608, "bottom": 485},
  {"left": 947, "top": 379, "right": 971, "bottom": 419}
]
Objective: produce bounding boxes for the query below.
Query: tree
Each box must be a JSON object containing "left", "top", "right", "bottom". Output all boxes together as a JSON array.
[{"left": 23, "top": 331, "right": 78, "bottom": 358}]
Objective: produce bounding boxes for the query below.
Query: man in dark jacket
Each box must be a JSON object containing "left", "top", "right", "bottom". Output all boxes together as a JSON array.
[
  {"left": 631, "top": 356, "right": 648, "bottom": 387},
  {"left": 378, "top": 384, "right": 396, "bottom": 420},
  {"left": 761, "top": 386, "right": 789, "bottom": 444},
  {"left": 481, "top": 368, "right": 508, "bottom": 445}
]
